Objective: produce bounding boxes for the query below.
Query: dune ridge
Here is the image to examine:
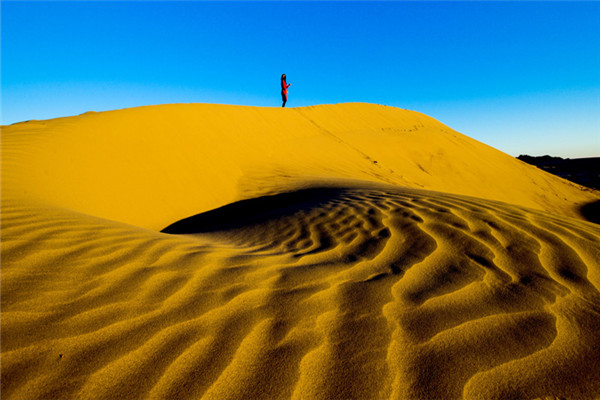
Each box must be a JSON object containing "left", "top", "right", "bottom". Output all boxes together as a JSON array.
[
  {"left": 1, "top": 103, "right": 596, "bottom": 230},
  {"left": 2, "top": 103, "right": 600, "bottom": 399}
]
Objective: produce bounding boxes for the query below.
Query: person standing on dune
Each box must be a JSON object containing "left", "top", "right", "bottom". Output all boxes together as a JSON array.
[{"left": 281, "top": 74, "right": 290, "bottom": 107}]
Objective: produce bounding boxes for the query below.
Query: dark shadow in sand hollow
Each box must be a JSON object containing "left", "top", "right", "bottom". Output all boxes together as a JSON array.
[
  {"left": 161, "top": 187, "right": 346, "bottom": 234},
  {"left": 581, "top": 200, "right": 600, "bottom": 225}
]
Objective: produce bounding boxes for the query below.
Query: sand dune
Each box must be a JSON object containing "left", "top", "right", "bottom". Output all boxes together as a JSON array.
[
  {"left": 2, "top": 103, "right": 596, "bottom": 230},
  {"left": 2, "top": 103, "right": 600, "bottom": 399}
]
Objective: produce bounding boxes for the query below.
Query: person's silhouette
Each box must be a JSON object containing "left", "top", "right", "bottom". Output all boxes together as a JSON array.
[{"left": 281, "top": 74, "right": 290, "bottom": 107}]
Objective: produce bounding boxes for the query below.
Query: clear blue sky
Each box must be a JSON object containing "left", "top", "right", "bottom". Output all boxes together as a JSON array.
[{"left": 2, "top": 1, "right": 599, "bottom": 157}]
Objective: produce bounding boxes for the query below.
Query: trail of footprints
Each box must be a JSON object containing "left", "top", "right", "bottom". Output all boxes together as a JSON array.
[{"left": 1, "top": 188, "right": 599, "bottom": 399}]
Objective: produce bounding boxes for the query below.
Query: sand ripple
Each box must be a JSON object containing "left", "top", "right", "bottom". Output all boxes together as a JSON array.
[{"left": 2, "top": 185, "right": 600, "bottom": 399}]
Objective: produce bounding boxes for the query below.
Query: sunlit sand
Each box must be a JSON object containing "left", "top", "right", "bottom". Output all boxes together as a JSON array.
[{"left": 2, "top": 103, "right": 599, "bottom": 399}]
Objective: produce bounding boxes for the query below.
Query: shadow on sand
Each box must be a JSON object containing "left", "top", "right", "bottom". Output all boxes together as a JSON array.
[
  {"left": 161, "top": 187, "right": 346, "bottom": 234},
  {"left": 581, "top": 200, "right": 600, "bottom": 225}
]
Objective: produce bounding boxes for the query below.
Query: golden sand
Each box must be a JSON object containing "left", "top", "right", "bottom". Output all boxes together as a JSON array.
[{"left": 2, "top": 103, "right": 599, "bottom": 399}]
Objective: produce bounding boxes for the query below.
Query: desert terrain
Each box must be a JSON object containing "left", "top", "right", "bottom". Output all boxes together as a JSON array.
[{"left": 2, "top": 103, "right": 599, "bottom": 399}]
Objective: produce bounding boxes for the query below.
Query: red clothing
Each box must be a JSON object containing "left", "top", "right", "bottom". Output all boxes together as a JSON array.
[{"left": 281, "top": 79, "right": 290, "bottom": 94}]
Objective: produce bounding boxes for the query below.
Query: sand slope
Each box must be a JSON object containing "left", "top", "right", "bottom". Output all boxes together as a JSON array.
[
  {"left": 1, "top": 103, "right": 596, "bottom": 230},
  {"left": 2, "top": 103, "right": 600, "bottom": 399}
]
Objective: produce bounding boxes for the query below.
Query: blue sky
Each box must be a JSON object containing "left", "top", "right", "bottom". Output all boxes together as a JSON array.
[{"left": 2, "top": 1, "right": 599, "bottom": 157}]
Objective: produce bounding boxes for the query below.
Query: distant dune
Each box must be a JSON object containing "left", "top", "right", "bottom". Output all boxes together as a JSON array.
[
  {"left": 517, "top": 154, "right": 600, "bottom": 191},
  {"left": 2, "top": 103, "right": 599, "bottom": 399}
]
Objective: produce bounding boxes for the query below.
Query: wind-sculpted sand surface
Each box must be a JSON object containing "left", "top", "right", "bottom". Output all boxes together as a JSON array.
[{"left": 2, "top": 103, "right": 600, "bottom": 398}]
